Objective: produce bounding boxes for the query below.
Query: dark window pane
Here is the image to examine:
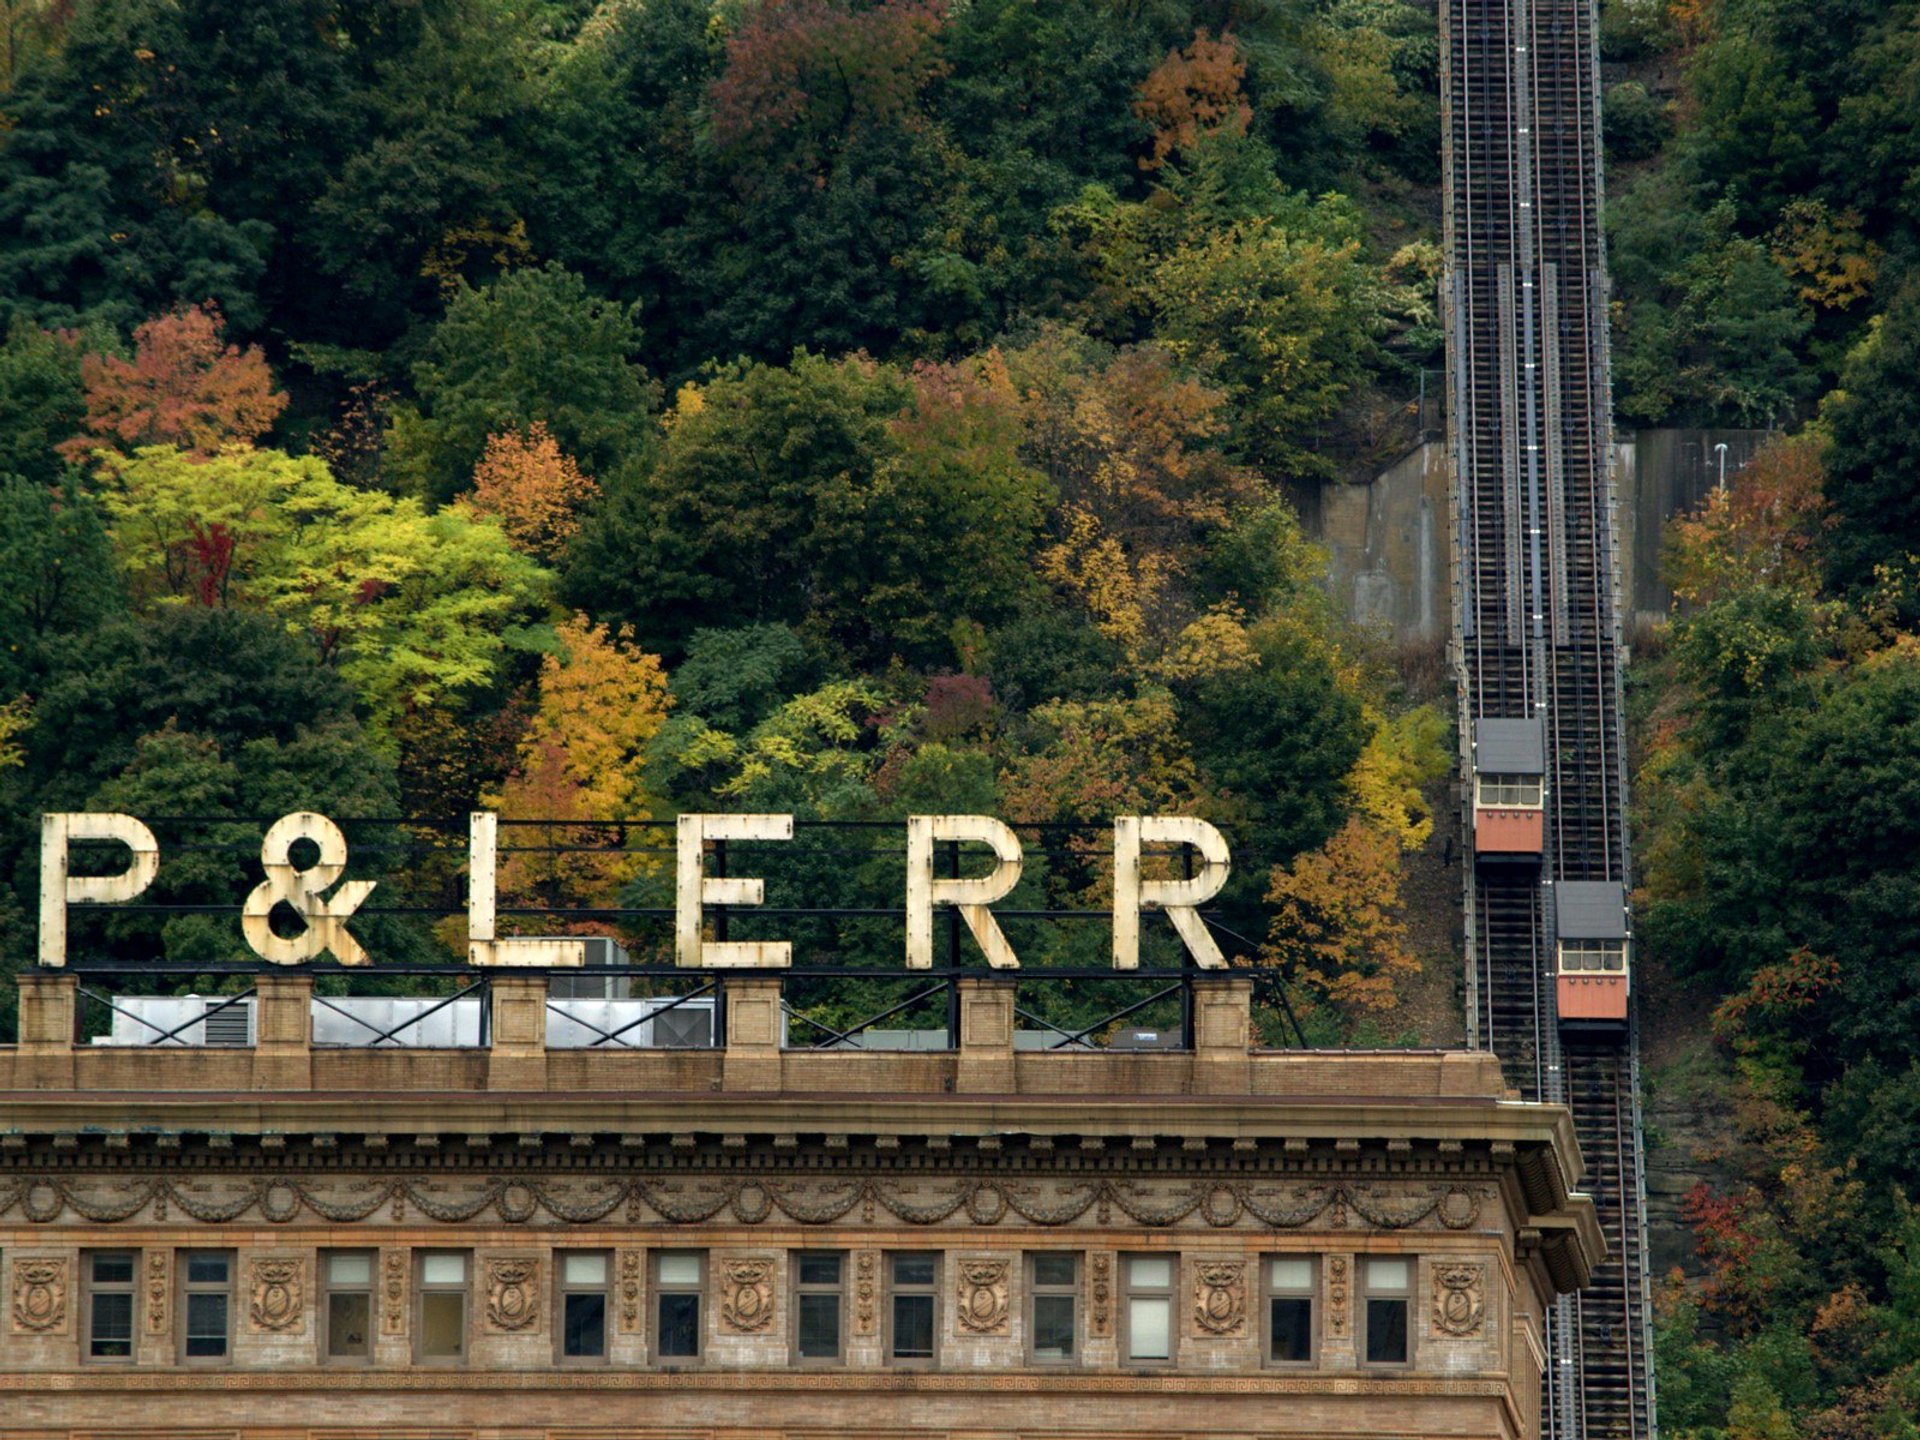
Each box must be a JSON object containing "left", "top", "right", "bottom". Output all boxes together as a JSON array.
[
  {"left": 892, "top": 1293, "right": 934, "bottom": 1358},
  {"left": 893, "top": 1255, "right": 935, "bottom": 1287},
  {"left": 92, "top": 1254, "right": 134, "bottom": 1285},
  {"left": 186, "top": 1254, "right": 229, "bottom": 1285},
  {"left": 1271, "top": 1297, "right": 1312, "bottom": 1362},
  {"left": 798, "top": 1254, "right": 841, "bottom": 1286},
  {"left": 185, "top": 1292, "right": 228, "bottom": 1357},
  {"left": 564, "top": 1293, "right": 606, "bottom": 1357},
  {"left": 1032, "top": 1254, "right": 1076, "bottom": 1288},
  {"left": 421, "top": 1292, "right": 465, "bottom": 1358},
  {"left": 657, "top": 1293, "right": 700, "bottom": 1357},
  {"left": 90, "top": 1292, "right": 133, "bottom": 1356},
  {"left": 1366, "top": 1297, "right": 1408, "bottom": 1363},
  {"left": 1033, "top": 1293, "right": 1075, "bottom": 1359},
  {"left": 328, "top": 1292, "right": 370, "bottom": 1358},
  {"left": 798, "top": 1292, "right": 841, "bottom": 1358}
]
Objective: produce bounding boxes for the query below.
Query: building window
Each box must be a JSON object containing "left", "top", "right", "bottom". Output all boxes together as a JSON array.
[
  {"left": 1362, "top": 1256, "right": 1412, "bottom": 1365},
  {"left": 85, "top": 1251, "right": 137, "bottom": 1362},
  {"left": 322, "top": 1251, "right": 374, "bottom": 1362},
  {"left": 416, "top": 1252, "right": 469, "bottom": 1363},
  {"left": 887, "top": 1253, "right": 938, "bottom": 1364},
  {"left": 1122, "top": 1254, "right": 1175, "bottom": 1365},
  {"left": 654, "top": 1251, "right": 703, "bottom": 1361},
  {"left": 557, "top": 1252, "right": 610, "bottom": 1362},
  {"left": 1478, "top": 774, "right": 1543, "bottom": 807},
  {"left": 1028, "top": 1252, "right": 1079, "bottom": 1363},
  {"left": 794, "top": 1251, "right": 844, "bottom": 1362},
  {"left": 179, "top": 1250, "right": 233, "bottom": 1362},
  {"left": 1266, "top": 1256, "right": 1315, "bottom": 1364}
]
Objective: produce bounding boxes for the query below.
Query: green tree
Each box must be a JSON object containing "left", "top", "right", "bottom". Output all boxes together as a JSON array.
[
  {"left": 0, "top": 476, "right": 122, "bottom": 694},
  {"left": 302, "top": 0, "right": 544, "bottom": 349},
  {"left": 389, "top": 263, "right": 656, "bottom": 502},
  {"left": 1059, "top": 152, "right": 1382, "bottom": 474},
  {"left": 94, "top": 445, "right": 553, "bottom": 733},
  {"left": 668, "top": 623, "right": 816, "bottom": 734},
  {"left": 1683, "top": 24, "right": 1818, "bottom": 230},
  {"left": 1176, "top": 613, "right": 1370, "bottom": 866},
  {"left": 1824, "top": 285, "right": 1920, "bottom": 607},
  {"left": 0, "top": 0, "right": 375, "bottom": 333},
  {"left": 1610, "top": 179, "right": 1812, "bottom": 427},
  {"left": 0, "top": 319, "right": 85, "bottom": 483},
  {"left": 24, "top": 607, "right": 362, "bottom": 805},
  {"left": 568, "top": 351, "right": 1048, "bottom": 665}
]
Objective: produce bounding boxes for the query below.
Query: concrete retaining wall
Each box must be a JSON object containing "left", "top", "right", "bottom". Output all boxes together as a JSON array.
[{"left": 1309, "top": 430, "right": 1773, "bottom": 642}]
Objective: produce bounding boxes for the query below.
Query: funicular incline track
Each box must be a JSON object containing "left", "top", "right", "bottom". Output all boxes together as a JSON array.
[{"left": 1443, "top": 2, "right": 1655, "bottom": 1437}]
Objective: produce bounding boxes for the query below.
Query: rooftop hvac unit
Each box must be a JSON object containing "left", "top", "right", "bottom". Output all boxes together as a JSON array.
[
  {"left": 309, "top": 996, "right": 485, "bottom": 1047},
  {"left": 100, "top": 995, "right": 254, "bottom": 1047},
  {"left": 651, "top": 1004, "right": 712, "bottom": 1048},
  {"left": 1107, "top": 1027, "right": 1184, "bottom": 1051},
  {"left": 542, "top": 936, "right": 634, "bottom": 1000},
  {"left": 544, "top": 995, "right": 715, "bottom": 1049}
]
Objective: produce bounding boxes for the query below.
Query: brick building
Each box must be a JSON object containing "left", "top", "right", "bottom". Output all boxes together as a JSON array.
[{"left": 0, "top": 971, "right": 1600, "bottom": 1439}]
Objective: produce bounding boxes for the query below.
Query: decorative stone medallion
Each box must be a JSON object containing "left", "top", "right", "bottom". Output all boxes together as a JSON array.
[
  {"left": 485, "top": 1258, "right": 541, "bottom": 1331},
  {"left": 955, "top": 1257, "right": 1010, "bottom": 1335},
  {"left": 1192, "top": 1259, "right": 1247, "bottom": 1336},
  {"left": 10, "top": 1257, "right": 67, "bottom": 1334},
  {"left": 719, "top": 1258, "right": 775, "bottom": 1333},
  {"left": 1431, "top": 1261, "right": 1486, "bottom": 1337},
  {"left": 248, "top": 1257, "right": 305, "bottom": 1333}
]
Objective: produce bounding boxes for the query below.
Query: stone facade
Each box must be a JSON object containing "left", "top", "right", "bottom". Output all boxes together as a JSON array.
[{"left": 0, "top": 972, "right": 1601, "bottom": 1439}]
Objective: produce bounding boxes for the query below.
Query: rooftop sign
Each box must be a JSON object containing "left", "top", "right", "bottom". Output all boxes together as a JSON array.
[{"left": 39, "top": 810, "right": 1233, "bottom": 972}]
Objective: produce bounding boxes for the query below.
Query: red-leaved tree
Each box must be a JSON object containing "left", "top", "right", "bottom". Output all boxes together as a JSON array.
[
  {"left": 708, "top": 0, "right": 947, "bottom": 173},
  {"left": 58, "top": 302, "right": 286, "bottom": 463}
]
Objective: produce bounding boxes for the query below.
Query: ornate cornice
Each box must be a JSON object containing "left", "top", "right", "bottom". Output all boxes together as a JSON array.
[{"left": 0, "top": 1172, "right": 1495, "bottom": 1233}]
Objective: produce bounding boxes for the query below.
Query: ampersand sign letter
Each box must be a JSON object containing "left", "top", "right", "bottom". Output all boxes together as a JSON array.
[{"left": 242, "top": 812, "right": 376, "bottom": 966}]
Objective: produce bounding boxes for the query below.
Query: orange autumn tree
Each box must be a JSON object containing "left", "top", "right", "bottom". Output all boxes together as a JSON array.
[
  {"left": 1011, "top": 328, "right": 1259, "bottom": 665},
  {"left": 1264, "top": 707, "right": 1447, "bottom": 1018},
  {"left": 465, "top": 422, "right": 599, "bottom": 561},
  {"left": 1134, "top": 29, "right": 1252, "bottom": 171},
  {"left": 1664, "top": 434, "right": 1829, "bottom": 607},
  {"left": 1264, "top": 817, "right": 1418, "bottom": 1013},
  {"left": 483, "top": 615, "right": 672, "bottom": 922},
  {"left": 58, "top": 302, "right": 286, "bottom": 462}
]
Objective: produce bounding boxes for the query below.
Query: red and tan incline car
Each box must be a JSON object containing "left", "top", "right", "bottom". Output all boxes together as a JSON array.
[
  {"left": 1472, "top": 717, "right": 1545, "bottom": 862},
  {"left": 1555, "top": 879, "right": 1631, "bottom": 1034}
]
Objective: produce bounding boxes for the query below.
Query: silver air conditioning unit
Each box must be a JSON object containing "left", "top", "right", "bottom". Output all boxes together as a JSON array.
[{"left": 544, "top": 936, "right": 633, "bottom": 1000}]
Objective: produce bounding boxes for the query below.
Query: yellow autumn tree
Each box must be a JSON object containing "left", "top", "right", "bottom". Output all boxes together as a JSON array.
[
  {"left": 1037, "top": 504, "right": 1177, "bottom": 662},
  {"left": 483, "top": 614, "right": 672, "bottom": 921},
  {"left": 465, "top": 422, "right": 599, "bottom": 561},
  {"left": 0, "top": 695, "right": 29, "bottom": 770},
  {"left": 1345, "top": 704, "right": 1451, "bottom": 850},
  {"left": 1265, "top": 817, "right": 1419, "bottom": 1013}
]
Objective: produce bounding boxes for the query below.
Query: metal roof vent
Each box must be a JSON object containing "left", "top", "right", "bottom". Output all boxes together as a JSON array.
[{"left": 201, "top": 998, "right": 253, "bottom": 1047}]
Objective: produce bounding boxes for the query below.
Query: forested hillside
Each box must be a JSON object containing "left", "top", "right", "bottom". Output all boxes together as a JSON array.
[
  {"left": 0, "top": 0, "right": 1453, "bottom": 1043},
  {"left": 10, "top": 1, "right": 1920, "bottom": 1428},
  {"left": 1606, "top": 3, "right": 1920, "bottom": 1436}
]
